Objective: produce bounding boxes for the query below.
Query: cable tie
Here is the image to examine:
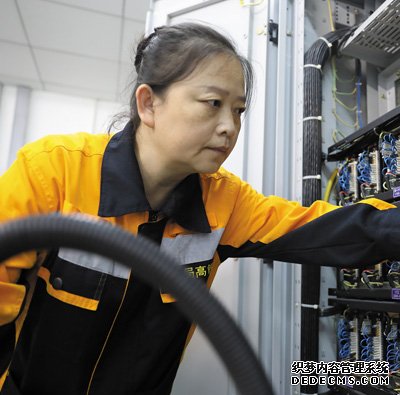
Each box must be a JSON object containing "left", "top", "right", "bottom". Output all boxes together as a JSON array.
[
  {"left": 304, "top": 63, "right": 322, "bottom": 72},
  {"left": 318, "top": 36, "right": 332, "bottom": 56},
  {"left": 301, "top": 303, "right": 319, "bottom": 310},
  {"left": 303, "top": 115, "right": 322, "bottom": 122},
  {"left": 303, "top": 175, "right": 321, "bottom": 180}
]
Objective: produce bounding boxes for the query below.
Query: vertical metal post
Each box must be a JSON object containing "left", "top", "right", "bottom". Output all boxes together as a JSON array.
[
  {"left": 291, "top": 2, "right": 305, "bottom": 395},
  {"left": 259, "top": 1, "right": 301, "bottom": 394},
  {"left": 0, "top": 83, "right": 3, "bottom": 118},
  {"left": 8, "top": 86, "right": 31, "bottom": 166}
]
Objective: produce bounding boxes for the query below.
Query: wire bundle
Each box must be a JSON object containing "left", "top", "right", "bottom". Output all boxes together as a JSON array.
[
  {"left": 331, "top": 57, "right": 358, "bottom": 134},
  {"left": 360, "top": 319, "right": 373, "bottom": 361},
  {"left": 386, "top": 323, "right": 400, "bottom": 373},
  {"left": 301, "top": 26, "right": 352, "bottom": 394},
  {"left": 380, "top": 133, "right": 398, "bottom": 176},
  {"left": 302, "top": 28, "right": 352, "bottom": 206},
  {"left": 357, "top": 151, "right": 371, "bottom": 185},
  {"left": 338, "top": 161, "right": 350, "bottom": 193},
  {"left": 338, "top": 317, "right": 351, "bottom": 360}
]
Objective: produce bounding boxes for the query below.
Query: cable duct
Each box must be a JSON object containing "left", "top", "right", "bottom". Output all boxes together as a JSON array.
[
  {"left": 0, "top": 214, "right": 273, "bottom": 395},
  {"left": 301, "top": 28, "right": 351, "bottom": 394}
]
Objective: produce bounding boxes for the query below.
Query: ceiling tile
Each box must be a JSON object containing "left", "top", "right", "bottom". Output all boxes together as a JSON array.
[
  {"left": 0, "top": 42, "right": 40, "bottom": 84},
  {"left": 43, "top": 0, "right": 124, "bottom": 16},
  {"left": 0, "top": 0, "right": 28, "bottom": 44},
  {"left": 124, "top": 0, "right": 151, "bottom": 22},
  {"left": 18, "top": 0, "right": 121, "bottom": 61},
  {"left": 34, "top": 48, "right": 119, "bottom": 93},
  {"left": 121, "top": 19, "right": 145, "bottom": 64},
  {"left": 0, "top": 75, "right": 43, "bottom": 91}
]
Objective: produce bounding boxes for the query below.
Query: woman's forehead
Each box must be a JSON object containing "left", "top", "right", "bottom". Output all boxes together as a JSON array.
[{"left": 179, "top": 54, "right": 245, "bottom": 91}]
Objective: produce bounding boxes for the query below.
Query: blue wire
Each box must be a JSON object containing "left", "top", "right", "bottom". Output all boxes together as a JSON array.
[
  {"left": 339, "top": 162, "right": 350, "bottom": 193},
  {"left": 386, "top": 326, "right": 400, "bottom": 372},
  {"left": 337, "top": 318, "right": 351, "bottom": 360},
  {"left": 380, "top": 134, "right": 397, "bottom": 176},
  {"left": 361, "top": 324, "right": 373, "bottom": 362},
  {"left": 357, "top": 151, "right": 371, "bottom": 184}
]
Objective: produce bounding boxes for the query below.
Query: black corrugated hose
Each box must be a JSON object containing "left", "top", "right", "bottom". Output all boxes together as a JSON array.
[
  {"left": 0, "top": 214, "right": 273, "bottom": 395},
  {"left": 301, "top": 28, "right": 352, "bottom": 394}
]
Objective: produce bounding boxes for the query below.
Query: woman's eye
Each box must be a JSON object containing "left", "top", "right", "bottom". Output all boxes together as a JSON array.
[
  {"left": 207, "top": 99, "right": 221, "bottom": 108},
  {"left": 236, "top": 107, "right": 246, "bottom": 115}
]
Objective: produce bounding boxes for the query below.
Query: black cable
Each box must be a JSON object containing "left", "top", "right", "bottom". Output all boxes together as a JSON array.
[
  {"left": 301, "top": 27, "right": 351, "bottom": 394},
  {"left": 0, "top": 214, "right": 273, "bottom": 395}
]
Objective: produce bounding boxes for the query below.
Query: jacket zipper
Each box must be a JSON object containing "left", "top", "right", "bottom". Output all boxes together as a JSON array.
[{"left": 85, "top": 271, "right": 131, "bottom": 395}]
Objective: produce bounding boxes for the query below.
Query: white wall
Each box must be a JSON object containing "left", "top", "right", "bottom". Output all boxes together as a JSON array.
[
  {"left": 0, "top": 85, "right": 127, "bottom": 175},
  {"left": 0, "top": 85, "right": 17, "bottom": 174}
]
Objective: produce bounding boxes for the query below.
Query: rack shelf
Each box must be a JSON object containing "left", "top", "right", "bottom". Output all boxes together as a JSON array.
[
  {"left": 328, "top": 296, "right": 400, "bottom": 313},
  {"left": 327, "top": 106, "right": 400, "bottom": 162},
  {"left": 332, "top": 288, "right": 400, "bottom": 302}
]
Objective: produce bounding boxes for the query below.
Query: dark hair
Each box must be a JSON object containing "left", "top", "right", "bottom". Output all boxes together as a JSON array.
[{"left": 110, "top": 22, "right": 254, "bottom": 132}]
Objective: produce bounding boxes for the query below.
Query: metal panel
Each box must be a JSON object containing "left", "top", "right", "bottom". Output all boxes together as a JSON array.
[
  {"left": 259, "top": 1, "right": 303, "bottom": 393},
  {"left": 0, "top": 86, "right": 17, "bottom": 174},
  {"left": 291, "top": 1, "right": 305, "bottom": 394},
  {"left": 8, "top": 86, "right": 31, "bottom": 166},
  {"left": 341, "top": 0, "right": 400, "bottom": 68}
]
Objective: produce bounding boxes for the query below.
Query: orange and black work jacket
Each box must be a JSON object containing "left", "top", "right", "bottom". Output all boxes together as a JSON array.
[{"left": 0, "top": 121, "right": 398, "bottom": 394}]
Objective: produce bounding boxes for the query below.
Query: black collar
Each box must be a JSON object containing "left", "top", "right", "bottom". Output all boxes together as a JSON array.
[{"left": 98, "top": 121, "right": 211, "bottom": 233}]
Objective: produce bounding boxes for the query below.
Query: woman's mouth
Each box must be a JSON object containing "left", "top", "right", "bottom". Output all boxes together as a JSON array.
[{"left": 207, "top": 146, "right": 228, "bottom": 153}]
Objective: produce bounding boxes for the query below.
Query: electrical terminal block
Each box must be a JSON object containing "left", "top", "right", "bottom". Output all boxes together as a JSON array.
[
  {"left": 388, "top": 261, "right": 400, "bottom": 289},
  {"left": 357, "top": 149, "right": 381, "bottom": 198},
  {"left": 340, "top": 268, "right": 359, "bottom": 289},
  {"left": 372, "top": 318, "right": 383, "bottom": 361},
  {"left": 338, "top": 159, "right": 359, "bottom": 205},
  {"left": 349, "top": 317, "right": 360, "bottom": 361},
  {"left": 361, "top": 268, "right": 383, "bottom": 289}
]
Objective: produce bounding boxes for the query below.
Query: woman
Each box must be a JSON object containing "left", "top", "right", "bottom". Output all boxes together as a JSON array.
[{"left": 0, "top": 23, "right": 398, "bottom": 395}]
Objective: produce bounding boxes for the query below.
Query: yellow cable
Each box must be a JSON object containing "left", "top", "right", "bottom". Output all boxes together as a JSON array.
[
  {"left": 327, "top": 0, "right": 335, "bottom": 31},
  {"left": 324, "top": 168, "right": 338, "bottom": 202},
  {"left": 333, "top": 94, "right": 357, "bottom": 111},
  {"left": 334, "top": 88, "right": 357, "bottom": 96},
  {"left": 332, "top": 128, "right": 346, "bottom": 143},
  {"left": 332, "top": 110, "right": 358, "bottom": 128}
]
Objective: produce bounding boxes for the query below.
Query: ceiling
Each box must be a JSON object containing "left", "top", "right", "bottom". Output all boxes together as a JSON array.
[{"left": 0, "top": 0, "right": 151, "bottom": 102}]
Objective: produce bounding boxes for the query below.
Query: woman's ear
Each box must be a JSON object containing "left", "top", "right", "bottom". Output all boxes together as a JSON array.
[{"left": 136, "top": 84, "right": 156, "bottom": 128}]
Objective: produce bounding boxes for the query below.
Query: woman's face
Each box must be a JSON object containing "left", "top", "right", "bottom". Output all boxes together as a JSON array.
[{"left": 151, "top": 53, "right": 246, "bottom": 176}]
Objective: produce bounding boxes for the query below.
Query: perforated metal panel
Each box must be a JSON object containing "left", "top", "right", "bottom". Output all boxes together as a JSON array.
[{"left": 342, "top": 0, "right": 400, "bottom": 68}]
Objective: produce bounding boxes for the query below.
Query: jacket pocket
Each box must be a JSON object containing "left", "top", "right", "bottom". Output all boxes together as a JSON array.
[
  {"left": 38, "top": 247, "right": 130, "bottom": 311},
  {"left": 37, "top": 201, "right": 130, "bottom": 311},
  {"left": 38, "top": 252, "right": 107, "bottom": 311}
]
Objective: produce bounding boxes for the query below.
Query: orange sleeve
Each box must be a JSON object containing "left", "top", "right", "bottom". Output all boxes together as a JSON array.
[{"left": 0, "top": 149, "right": 58, "bottom": 325}]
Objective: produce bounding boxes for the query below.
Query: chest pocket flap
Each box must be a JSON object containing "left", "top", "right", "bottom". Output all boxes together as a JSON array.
[{"left": 38, "top": 248, "right": 130, "bottom": 311}]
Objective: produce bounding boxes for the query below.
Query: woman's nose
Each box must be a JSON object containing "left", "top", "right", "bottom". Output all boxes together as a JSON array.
[{"left": 217, "top": 111, "right": 239, "bottom": 137}]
